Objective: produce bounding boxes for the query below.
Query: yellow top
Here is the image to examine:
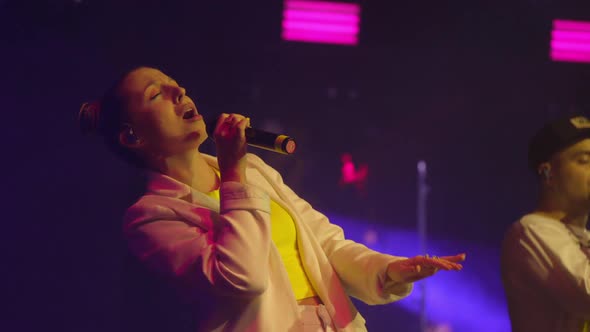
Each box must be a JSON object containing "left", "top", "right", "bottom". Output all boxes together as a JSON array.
[{"left": 207, "top": 185, "right": 318, "bottom": 300}]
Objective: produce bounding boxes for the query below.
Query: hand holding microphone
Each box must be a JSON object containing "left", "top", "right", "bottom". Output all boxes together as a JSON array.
[
  {"left": 212, "top": 113, "right": 250, "bottom": 183},
  {"left": 207, "top": 114, "right": 297, "bottom": 155}
]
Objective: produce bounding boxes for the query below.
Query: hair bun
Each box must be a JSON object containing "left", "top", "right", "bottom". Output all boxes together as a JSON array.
[{"left": 78, "top": 101, "right": 101, "bottom": 135}]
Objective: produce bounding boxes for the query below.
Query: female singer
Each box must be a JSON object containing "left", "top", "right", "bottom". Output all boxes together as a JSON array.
[{"left": 79, "top": 66, "right": 465, "bottom": 331}]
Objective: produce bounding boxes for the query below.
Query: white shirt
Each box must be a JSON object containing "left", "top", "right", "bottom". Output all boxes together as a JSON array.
[{"left": 501, "top": 213, "right": 590, "bottom": 332}]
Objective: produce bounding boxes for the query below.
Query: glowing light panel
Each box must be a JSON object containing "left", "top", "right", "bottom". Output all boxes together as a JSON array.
[
  {"left": 551, "top": 19, "right": 590, "bottom": 63},
  {"left": 282, "top": 0, "right": 361, "bottom": 46}
]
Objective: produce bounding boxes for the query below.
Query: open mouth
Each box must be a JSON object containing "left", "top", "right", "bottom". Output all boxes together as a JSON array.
[{"left": 182, "top": 108, "right": 197, "bottom": 119}]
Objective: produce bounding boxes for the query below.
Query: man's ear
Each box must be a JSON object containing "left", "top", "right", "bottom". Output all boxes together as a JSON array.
[
  {"left": 538, "top": 163, "right": 552, "bottom": 181},
  {"left": 119, "top": 126, "right": 144, "bottom": 148}
]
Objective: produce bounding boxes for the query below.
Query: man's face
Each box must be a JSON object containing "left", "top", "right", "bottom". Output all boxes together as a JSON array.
[{"left": 549, "top": 138, "right": 590, "bottom": 208}]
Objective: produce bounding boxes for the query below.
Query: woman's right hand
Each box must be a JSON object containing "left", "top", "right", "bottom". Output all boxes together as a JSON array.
[{"left": 213, "top": 113, "right": 250, "bottom": 183}]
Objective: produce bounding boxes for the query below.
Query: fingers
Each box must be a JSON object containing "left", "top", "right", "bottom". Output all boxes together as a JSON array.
[
  {"left": 214, "top": 113, "right": 231, "bottom": 135},
  {"left": 387, "top": 253, "right": 466, "bottom": 284},
  {"left": 413, "top": 255, "right": 463, "bottom": 271},
  {"left": 235, "top": 116, "right": 250, "bottom": 134},
  {"left": 215, "top": 113, "right": 238, "bottom": 130},
  {"left": 439, "top": 253, "right": 467, "bottom": 263},
  {"left": 390, "top": 260, "right": 437, "bottom": 283},
  {"left": 214, "top": 113, "right": 249, "bottom": 139},
  {"left": 214, "top": 114, "right": 250, "bottom": 181},
  {"left": 417, "top": 257, "right": 456, "bottom": 271},
  {"left": 412, "top": 264, "right": 437, "bottom": 275}
]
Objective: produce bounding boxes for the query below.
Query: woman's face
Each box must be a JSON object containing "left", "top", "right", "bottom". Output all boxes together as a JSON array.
[{"left": 118, "top": 67, "right": 206, "bottom": 157}]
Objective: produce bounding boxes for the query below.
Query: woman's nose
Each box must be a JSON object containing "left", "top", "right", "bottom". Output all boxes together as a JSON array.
[{"left": 173, "top": 86, "right": 186, "bottom": 103}]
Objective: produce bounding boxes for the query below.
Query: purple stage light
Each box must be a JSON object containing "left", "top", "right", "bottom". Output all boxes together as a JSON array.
[
  {"left": 282, "top": 0, "right": 361, "bottom": 46},
  {"left": 551, "top": 19, "right": 590, "bottom": 63},
  {"left": 327, "top": 213, "right": 511, "bottom": 332}
]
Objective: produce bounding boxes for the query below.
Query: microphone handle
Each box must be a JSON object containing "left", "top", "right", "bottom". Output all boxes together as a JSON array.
[{"left": 245, "top": 128, "right": 297, "bottom": 155}]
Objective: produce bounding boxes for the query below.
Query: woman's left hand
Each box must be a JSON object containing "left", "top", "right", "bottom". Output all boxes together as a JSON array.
[{"left": 386, "top": 253, "right": 466, "bottom": 284}]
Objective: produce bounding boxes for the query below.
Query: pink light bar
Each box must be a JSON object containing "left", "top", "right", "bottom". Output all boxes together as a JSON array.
[
  {"left": 283, "top": 21, "right": 360, "bottom": 34},
  {"left": 552, "top": 30, "right": 590, "bottom": 42},
  {"left": 287, "top": 0, "right": 359, "bottom": 14},
  {"left": 554, "top": 19, "right": 590, "bottom": 32},
  {"left": 551, "top": 19, "right": 590, "bottom": 64},
  {"left": 552, "top": 40, "right": 590, "bottom": 52},
  {"left": 282, "top": 0, "right": 361, "bottom": 46},
  {"left": 282, "top": 30, "right": 358, "bottom": 45},
  {"left": 284, "top": 10, "right": 360, "bottom": 24},
  {"left": 551, "top": 51, "right": 590, "bottom": 63}
]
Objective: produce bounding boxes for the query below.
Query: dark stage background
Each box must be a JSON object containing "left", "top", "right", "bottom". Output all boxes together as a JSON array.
[{"left": 2, "top": 0, "right": 590, "bottom": 331}]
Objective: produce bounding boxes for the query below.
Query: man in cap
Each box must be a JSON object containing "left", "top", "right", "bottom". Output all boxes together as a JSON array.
[{"left": 501, "top": 115, "right": 590, "bottom": 332}]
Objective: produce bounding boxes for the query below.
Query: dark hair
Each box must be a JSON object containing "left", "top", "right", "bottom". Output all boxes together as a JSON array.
[{"left": 78, "top": 67, "right": 146, "bottom": 168}]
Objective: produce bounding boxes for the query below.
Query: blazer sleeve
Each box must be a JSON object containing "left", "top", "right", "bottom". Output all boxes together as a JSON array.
[
  {"left": 504, "top": 220, "right": 590, "bottom": 318},
  {"left": 251, "top": 154, "right": 413, "bottom": 305},
  {"left": 123, "top": 181, "right": 272, "bottom": 298}
]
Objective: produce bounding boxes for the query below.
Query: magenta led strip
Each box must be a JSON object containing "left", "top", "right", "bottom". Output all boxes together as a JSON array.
[
  {"left": 282, "top": 0, "right": 361, "bottom": 46},
  {"left": 551, "top": 19, "right": 590, "bottom": 63}
]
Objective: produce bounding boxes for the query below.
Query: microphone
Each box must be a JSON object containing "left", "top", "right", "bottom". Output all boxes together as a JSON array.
[{"left": 206, "top": 116, "right": 297, "bottom": 155}]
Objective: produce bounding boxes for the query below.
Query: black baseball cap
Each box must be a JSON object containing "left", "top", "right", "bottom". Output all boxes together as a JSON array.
[{"left": 528, "top": 115, "right": 590, "bottom": 170}]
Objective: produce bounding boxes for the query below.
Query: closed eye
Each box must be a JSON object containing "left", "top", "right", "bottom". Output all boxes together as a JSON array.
[
  {"left": 574, "top": 151, "right": 590, "bottom": 164},
  {"left": 150, "top": 92, "right": 161, "bottom": 100}
]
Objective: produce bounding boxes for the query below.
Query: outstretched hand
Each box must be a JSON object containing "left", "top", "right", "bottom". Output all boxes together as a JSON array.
[{"left": 386, "top": 253, "right": 466, "bottom": 284}]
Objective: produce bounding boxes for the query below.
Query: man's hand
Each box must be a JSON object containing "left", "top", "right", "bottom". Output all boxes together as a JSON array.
[{"left": 386, "top": 253, "right": 466, "bottom": 284}]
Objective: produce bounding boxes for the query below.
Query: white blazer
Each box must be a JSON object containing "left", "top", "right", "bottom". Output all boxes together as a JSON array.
[{"left": 123, "top": 153, "right": 413, "bottom": 331}]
